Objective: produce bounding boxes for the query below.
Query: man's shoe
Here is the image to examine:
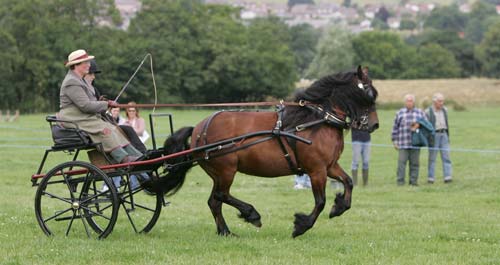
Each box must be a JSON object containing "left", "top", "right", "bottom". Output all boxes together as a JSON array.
[
  {"left": 444, "top": 179, "right": 453, "bottom": 183},
  {"left": 427, "top": 180, "right": 434, "bottom": 184}
]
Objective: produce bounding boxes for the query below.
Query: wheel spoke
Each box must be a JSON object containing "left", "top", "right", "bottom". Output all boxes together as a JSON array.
[
  {"left": 122, "top": 200, "right": 156, "bottom": 213},
  {"left": 79, "top": 208, "right": 92, "bottom": 238},
  {"left": 121, "top": 203, "right": 139, "bottom": 233},
  {"left": 41, "top": 191, "right": 73, "bottom": 204},
  {"left": 65, "top": 210, "right": 77, "bottom": 236},
  {"left": 77, "top": 171, "right": 92, "bottom": 201},
  {"left": 43, "top": 207, "right": 73, "bottom": 223},
  {"left": 80, "top": 206, "right": 112, "bottom": 221}
]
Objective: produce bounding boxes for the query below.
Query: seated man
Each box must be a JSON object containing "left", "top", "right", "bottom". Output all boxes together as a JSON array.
[{"left": 58, "top": 49, "right": 142, "bottom": 164}]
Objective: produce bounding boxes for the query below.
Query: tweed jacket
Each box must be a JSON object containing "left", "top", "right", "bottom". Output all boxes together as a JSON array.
[{"left": 58, "top": 70, "right": 129, "bottom": 151}]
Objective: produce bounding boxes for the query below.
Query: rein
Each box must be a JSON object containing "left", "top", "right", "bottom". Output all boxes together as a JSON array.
[{"left": 112, "top": 100, "right": 310, "bottom": 109}]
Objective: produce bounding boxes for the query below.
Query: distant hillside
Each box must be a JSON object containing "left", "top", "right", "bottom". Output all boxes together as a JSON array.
[
  {"left": 375, "top": 78, "right": 500, "bottom": 107},
  {"left": 247, "top": 0, "right": 459, "bottom": 5}
]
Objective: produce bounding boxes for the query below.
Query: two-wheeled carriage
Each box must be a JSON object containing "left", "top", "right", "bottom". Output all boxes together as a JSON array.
[{"left": 31, "top": 113, "right": 175, "bottom": 239}]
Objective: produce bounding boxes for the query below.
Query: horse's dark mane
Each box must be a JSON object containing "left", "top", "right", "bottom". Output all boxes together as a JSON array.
[{"left": 283, "top": 70, "right": 377, "bottom": 129}]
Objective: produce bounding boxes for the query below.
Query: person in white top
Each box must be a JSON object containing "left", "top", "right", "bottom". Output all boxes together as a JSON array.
[{"left": 124, "top": 102, "right": 149, "bottom": 143}]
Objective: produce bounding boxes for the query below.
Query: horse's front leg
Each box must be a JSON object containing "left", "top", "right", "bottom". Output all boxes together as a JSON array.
[
  {"left": 328, "top": 163, "right": 353, "bottom": 218},
  {"left": 292, "top": 171, "right": 326, "bottom": 238}
]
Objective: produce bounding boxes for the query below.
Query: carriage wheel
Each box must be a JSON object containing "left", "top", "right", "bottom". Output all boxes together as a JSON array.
[
  {"left": 34, "top": 161, "right": 119, "bottom": 239},
  {"left": 117, "top": 174, "right": 162, "bottom": 233}
]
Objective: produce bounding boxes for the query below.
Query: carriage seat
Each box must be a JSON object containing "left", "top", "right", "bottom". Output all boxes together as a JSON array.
[{"left": 46, "top": 115, "right": 93, "bottom": 151}]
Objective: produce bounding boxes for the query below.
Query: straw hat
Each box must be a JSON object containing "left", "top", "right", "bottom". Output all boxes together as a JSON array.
[{"left": 65, "top": 49, "right": 94, "bottom": 67}]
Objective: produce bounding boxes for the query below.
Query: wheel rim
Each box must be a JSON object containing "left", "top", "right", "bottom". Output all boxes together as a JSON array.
[
  {"left": 117, "top": 173, "right": 162, "bottom": 233},
  {"left": 34, "top": 161, "right": 119, "bottom": 239}
]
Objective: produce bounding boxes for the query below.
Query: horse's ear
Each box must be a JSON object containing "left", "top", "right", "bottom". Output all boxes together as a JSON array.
[{"left": 357, "top": 65, "right": 363, "bottom": 79}]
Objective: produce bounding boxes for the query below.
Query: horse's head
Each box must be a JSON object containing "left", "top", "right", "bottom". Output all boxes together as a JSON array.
[
  {"left": 349, "top": 65, "right": 379, "bottom": 133},
  {"left": 286, "top": 66, "right": 379, "bottom": 133}
]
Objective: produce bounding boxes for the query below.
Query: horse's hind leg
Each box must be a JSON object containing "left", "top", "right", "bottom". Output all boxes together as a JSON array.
[
  {"left": 328, "top": 164, "right": 353, "bottom": 218},
  {"left": 208, "top": 186, "right": 232, "bottom": 236},
  {"left": 292, "top": 170, "right": 327, "bottom": 238},
  {"left": 205, "top": 166, "right": 261, "bottom": 236}
]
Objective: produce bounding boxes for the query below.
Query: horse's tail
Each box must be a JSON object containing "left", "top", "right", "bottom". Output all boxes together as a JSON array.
[{"left": 157, "top": 126, "right": 194, "bottom": 197}]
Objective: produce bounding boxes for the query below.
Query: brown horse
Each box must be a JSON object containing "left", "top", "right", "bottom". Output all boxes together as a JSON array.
[{"left": 157, "top": 66, "right": 379, "bottom": 237}]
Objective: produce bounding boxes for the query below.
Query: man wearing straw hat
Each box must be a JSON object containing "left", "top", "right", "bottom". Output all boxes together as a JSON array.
[{"left": 58, "top": 49, "right": 142, "bottom": 164}]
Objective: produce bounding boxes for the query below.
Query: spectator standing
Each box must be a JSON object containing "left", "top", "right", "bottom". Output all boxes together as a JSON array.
[
  {"left": 426, "top": 93, "right": 453, "bottom": 184},
  {"left": 391, "top": 94, "right": 427, "bottom": 186},
  {"left": 351, "top": 129, "right": 371, "bottom": 186}
]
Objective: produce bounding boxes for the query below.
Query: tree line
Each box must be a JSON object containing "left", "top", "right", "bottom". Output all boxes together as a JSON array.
[{"left": 1, "top": 0, "right": 500, "bottom": 113}]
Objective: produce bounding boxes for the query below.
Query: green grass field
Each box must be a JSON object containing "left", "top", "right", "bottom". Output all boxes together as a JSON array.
[{"left": 1, "top": 107, "right": 499, "bottom": 264}]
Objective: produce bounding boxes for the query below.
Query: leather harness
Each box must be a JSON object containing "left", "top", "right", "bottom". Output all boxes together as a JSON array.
[{"left": 194, "top": 103, "right": 351, "bottom": 175}]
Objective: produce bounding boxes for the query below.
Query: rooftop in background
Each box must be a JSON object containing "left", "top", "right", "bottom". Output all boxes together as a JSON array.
[
  {"left": 115, "top": 0, "right": 141, "bottom": 29},
  {"left": 114, "top": 1, "right": 488, "bottom": 31}
]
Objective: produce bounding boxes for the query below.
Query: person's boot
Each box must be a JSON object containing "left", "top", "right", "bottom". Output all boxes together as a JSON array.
[
  {"left": 351, "top": 169, "right": 358, "bottom": 186},
  {"left": 362, "top": 169, "right": 369, "bottom": 186}
]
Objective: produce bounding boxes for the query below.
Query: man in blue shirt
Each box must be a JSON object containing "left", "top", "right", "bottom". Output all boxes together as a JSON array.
[{"left": 391, "top": 94, "right": 427, "bottom": 186}]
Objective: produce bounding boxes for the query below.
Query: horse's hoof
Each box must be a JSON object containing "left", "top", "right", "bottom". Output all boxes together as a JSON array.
[
  {"left": 292, "top": 228, "right": 305, "bottom": 238},
  {"left": 250, "top": 219, "right": 262, "bottom": 228},
  {"left": 329, "top": 211, "right": 337, "bottom": 219},
  {"left": 217, "top": 230, "right": 232, "bottom": 236}
]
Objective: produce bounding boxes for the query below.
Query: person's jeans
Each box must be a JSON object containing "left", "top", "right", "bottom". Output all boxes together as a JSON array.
[
  {"left": 428, "top": 133, "right": 452, "bottom": 181},
  {"left": 294, "top": 174, "right": 311, "bottom": 188},
  {"left": 397, "top": 148, "right": 420, "bottom": 185},
  {"left": 351, "top": 141, "right": 370, "bottom": 170},
  {"left": 109, "top": 173, "right": 150, "bottom": 190}
]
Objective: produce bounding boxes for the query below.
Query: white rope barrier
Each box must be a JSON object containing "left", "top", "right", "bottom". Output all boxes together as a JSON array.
[{"left": 1, "top": 141, "right": 499, "bottom": 154}]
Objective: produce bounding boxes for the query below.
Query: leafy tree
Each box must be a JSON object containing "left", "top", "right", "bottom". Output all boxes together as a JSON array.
[
  {"left": 288, "top": 24, "right": 320, "bottom": 77},
  {"left": 408, "top": 29, "right": 478, "bottom": 77},
  {"left": 476, "top": 21, "right": 500, "bottom": 78},
  {"left": 0, "top": 30, "right": 23, "bottom": 111},
  {"left": 424, "top": 4, "right": 467, "bottom": 32},
  {"left": 464, "top": 1, "right": 499, "bottom": 43},
  {"left": 400, "top": 19, "right": 417, "bottom": 30},
  {"left": 239, "top": 17, "right": 297, "bottom": 101},
  {"left": 128, "top": 1, "right": 296, "bottom": 103},
  {"left": 0, "top": 0, "right": 122, "bottom": 112},
  {"left": 305, "top": 26, "right": 354, "bottom": 79},
  {"left": 351, "top": 31, "right": 418, "bottom": 79},
  {"left": 371, "top": 18, "right": 389, "bottom": 30},
  {"left": 375, "top": 6, "right": 390, "bottom": 23},
  {"left": 415, "top": 43, "right": 461, "bottom": 78}
]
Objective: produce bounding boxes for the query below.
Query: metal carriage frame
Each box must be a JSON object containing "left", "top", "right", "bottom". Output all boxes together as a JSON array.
[
  {"left": 31, "top": 109, "right": 313, "bottom": 239},
  {"left": 31, "top": 113, "right": 174, "bottom": 239}
]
